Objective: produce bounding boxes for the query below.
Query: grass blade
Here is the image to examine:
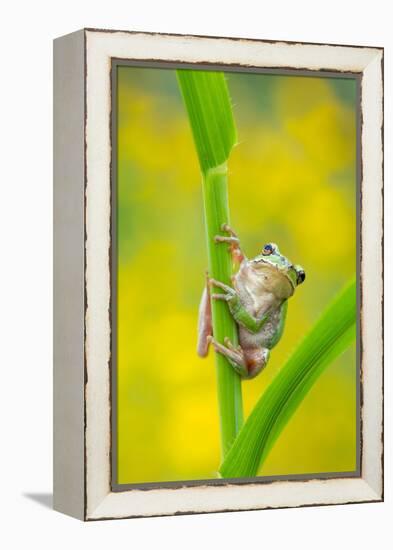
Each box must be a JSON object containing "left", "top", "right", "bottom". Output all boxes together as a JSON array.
[
  {"left": 177, "top": 69, "right": 243, "bottom": 456},
  {"left": 177, "top": 70, "right": 237, "bottom": 172},
  {"left": 220, "top": 278, "right": 356, "bottom": 478}
]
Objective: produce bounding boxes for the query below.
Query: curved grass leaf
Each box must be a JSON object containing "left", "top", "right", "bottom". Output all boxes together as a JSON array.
[{"left": 220, "top": 278, "right": 356, "bottom": 478}]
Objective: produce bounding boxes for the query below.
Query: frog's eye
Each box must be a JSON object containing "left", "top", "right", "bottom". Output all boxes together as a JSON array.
[
  {"left": 296, "top": 269, "right": 306, "bottom": 285},
  {"left": 262, "top": 243, "right": 274, "bottom": 255}
]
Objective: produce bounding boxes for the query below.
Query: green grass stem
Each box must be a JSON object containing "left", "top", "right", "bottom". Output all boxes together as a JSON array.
[{"left": 177, "top": 69, "right": 243, "bottom": 457}]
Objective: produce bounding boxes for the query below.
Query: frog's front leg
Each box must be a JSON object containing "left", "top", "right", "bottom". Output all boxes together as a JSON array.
[
  {"left": 209, "top": 278, "right": 237, "bottom": 301},
  {"left": 214, "top": 223, "right": 245, "bottom": 264},
  {"left": 209, "top": 278, "right": 271, "bottom": 333}
]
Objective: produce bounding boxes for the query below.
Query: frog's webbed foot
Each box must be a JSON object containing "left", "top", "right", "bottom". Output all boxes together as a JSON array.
[
  {"left": 224, "top": 336, "right": 242, "bottom": 353},
  {"left": 207, "top": 336, "right": 248, "bottom": 378},
  {"left": 221, "top": 223, "right": 239, "bottom": 238},
  {"left": 214, "top": 223, "right": 245, "bottom": 264},
  {"left": 214, "top": 235, "right": 240, "bottom": 245},
  {"left": 214, "top": 223, "right": 239, "bottom": 243},
  {"left": 209, "top": 336, "right": 270, "bottom": 380}
]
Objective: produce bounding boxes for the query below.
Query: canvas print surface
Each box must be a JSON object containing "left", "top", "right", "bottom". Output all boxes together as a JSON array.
[{"left": 113, "top": 65, "right": 358, "bottom": 486}]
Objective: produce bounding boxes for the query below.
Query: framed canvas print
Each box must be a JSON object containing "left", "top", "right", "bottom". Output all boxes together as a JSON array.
[{"left": 53, "top": 28, "right": 383, "bottom": 520}]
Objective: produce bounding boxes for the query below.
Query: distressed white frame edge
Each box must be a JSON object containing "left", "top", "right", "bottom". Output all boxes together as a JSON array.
[
  {"left": 54, "top": 29, "right": 86, "bottom": 520},
  {"left": 82, "top": 30, "right": 383, "bottom": 520}
]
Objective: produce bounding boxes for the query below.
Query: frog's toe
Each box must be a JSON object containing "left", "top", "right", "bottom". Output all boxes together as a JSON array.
[
  {"left": 224, "top": 337, "right": 241, "bottom": 352},
  {"left": 209, "top": 278, "right": 235, "bottom": 294},
  {"left": 220, "top": 223, "right": 239, "bottom": 237},
  {"left": 211, "top": 293, "right": 230, "bottom": 302},
  {"left": 214, "top": 235, "right": 239, "bottom": 245}
]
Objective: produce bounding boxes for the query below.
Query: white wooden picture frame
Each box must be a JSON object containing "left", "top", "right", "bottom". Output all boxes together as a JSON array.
[{"left": 53, "top": 28, "right": 383, "bottom": 521}]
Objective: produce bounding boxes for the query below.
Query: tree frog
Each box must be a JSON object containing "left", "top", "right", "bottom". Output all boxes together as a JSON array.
[{"left": 197, "top": 224, "right": 306, "bottom": 379}]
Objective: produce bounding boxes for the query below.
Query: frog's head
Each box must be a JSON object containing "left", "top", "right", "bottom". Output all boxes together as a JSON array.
[{"left": 251, "top": 242, "right": 306, "bottom": 299}]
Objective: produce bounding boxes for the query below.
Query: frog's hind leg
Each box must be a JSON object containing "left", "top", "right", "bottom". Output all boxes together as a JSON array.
[
  {"left": 197, "top": 282, "right": 212, "bottom": 357},
  {"left": 208, "top": 336, "right": 248, "bottom": 378},
  {"left": 210, "top": 336, "right": 270, "bottom": 380}
]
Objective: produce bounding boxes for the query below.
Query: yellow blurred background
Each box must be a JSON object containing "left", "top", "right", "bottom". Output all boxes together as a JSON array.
[{"left": 116, "top": 66, "right": 357, "bottom": 484}]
